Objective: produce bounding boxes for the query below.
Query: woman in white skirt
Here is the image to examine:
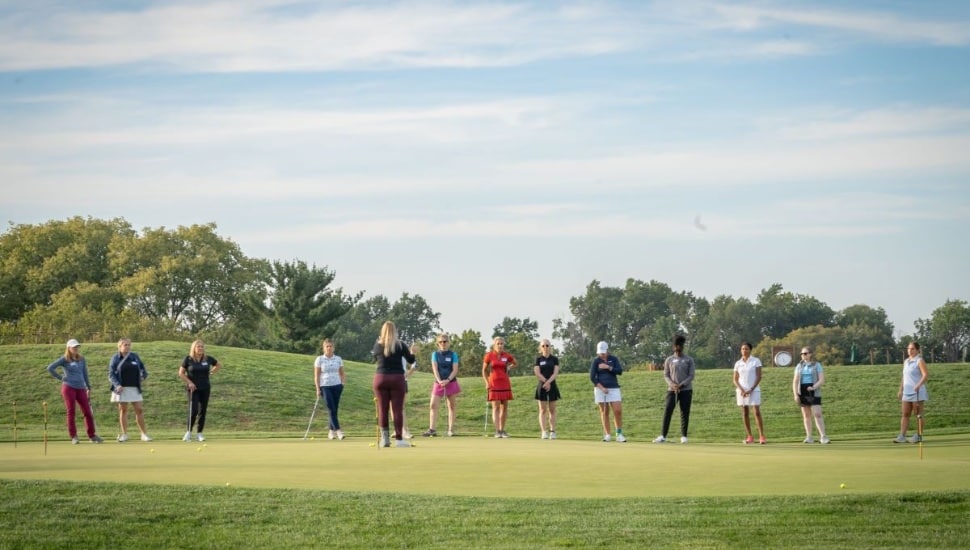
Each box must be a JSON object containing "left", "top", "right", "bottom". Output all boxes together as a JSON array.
[{"left": 108, "top": 338, "right": 152, "bottom": 442}]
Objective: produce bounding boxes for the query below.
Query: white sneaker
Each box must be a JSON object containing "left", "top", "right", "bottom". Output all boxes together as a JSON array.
[
  {"left": 602, "top": 434, "right": 611, "bottom": 442},
  {"left": 117, "top": 433, "right": 129, "bottom": 442},
  {"left": 328, "top": 430, "right": 335, "bottom": 440},
  {"left": 820, "top": 436, "right": 830, "bottom": 444},
  {"left": 893, "top": 434, "right": 906, "bottom": 443},
  {"left": 71, "top": 437, "right": 79, "bottom": 445},
  {"left": 680, "top": 436, "right": 688, "bottom": 444},
  {"left": 446, "top": 430, "right": 454, "bottom": 437},
  {"left": 541, "top": 431, "right": 549, "bottom": 439},
  {"left": 337, "top": 430, "right": 345, "bottom": 440},
  {"left": 803, "top": 437, "right": 814, "bottom": 444},
  {"left": 196, "top": 433, "right": 205, "bottom": 442},
  {"left": 652, "top": 435, "right": 666, "bottom": 443},
  {"left": 616, "top": 433, "right": 627, "bottom": 443},
  {"left": 908, "top": 434, "right": 922, "bottom": 443},
  {"left": 182, "top": 431, "right": 192, "bottom": 442},
  {"left": 396, "top": 439, "right": 410, "bottom": 447},
  {"left": 403, "top": 429, "right": 413, "bottom": 440},
  {"left": 140, "top": 433, "right": 152, "bottom": 442},
  {"left": 549, "top": 431, "right": 557, "bottom": 440}
]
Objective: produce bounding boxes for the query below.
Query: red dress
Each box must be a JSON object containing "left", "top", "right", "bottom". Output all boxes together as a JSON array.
[{"left": 484, "top": 351, "right": 515, "bottom": 401}]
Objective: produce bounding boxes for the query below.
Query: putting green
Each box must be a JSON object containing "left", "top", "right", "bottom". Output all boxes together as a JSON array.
[{"left": 2, "top": 435, "right": 967, "bottom": 498}]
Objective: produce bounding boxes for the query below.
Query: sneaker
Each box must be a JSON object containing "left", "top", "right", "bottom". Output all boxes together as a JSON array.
[
  {"left": 422, "top": 429, "right": 438, "bottom": 437},
  {"left": 396, "top": 439, "right": 410, "bottom": 448},
  {"left": 196, "top": 433, "right": 205, "bottom": 442},
  {"left": 616, "top": 433, "right": 627, "bottom": 443},
  {"left": 820, "top": 436, "right": 830, "bottom": 444},
  {"left": 337, "top": 430, "right": 345, "bottom": 440},
  {"left": 117, "top": 433, "right": 129, "bottom": 442},
  {"left": 541, "top": 431, "right": 549, "bottom": 440},
  {"left": 549, "top": 431, "right": 557, "bottom": 440},
  {"left": 183, "top": 431, "right": 192, "bottom": 442},
  {"left": 90, "top": 435, "right": 104, "bottom": 443},
  {"left": 803, "top": 437, "right": 814, "bottom": 444},
  {"left": 744, "top": 435, "right": 754, "bottom": 444},
  {"left": 893, "top": 434, "right": 906, "bottom": 443},
  {"left": 71, "top": 437, "right": 79, "bottom": 445},
  {"left": 446, "top": 430, "right": 454, "bottom": 437},
  {"left": 602, "top": 434, "right": 611, "bottom": 442},
  {"left": 500, "top": 431, "right": 510, "bottom": 438},
  {"left": 328, "top": 430, "right": 335, "bottom": 440},
  {"left": 759, "top": 436, "right": 767, "bottom": 445},
  {"left": 680, "top": 436, "right": 689, "bottom": 444},
  {"left": 381, "top": 430, "right": 390, "bottom": 447},
  {"left": 908, "top": 434, "right": 922, "bottom": 443},
  {"left": 140, "top": 433, "right": 152, "bottom": 442},
  {"left": 495, "top": 432, "right": 502, "bottom": 438},
  {"left": 652, "top": 435, "right": 667, "bottom": 443},
  {"left": 403, "top": 429, "right": 413, "bottom": 440}
]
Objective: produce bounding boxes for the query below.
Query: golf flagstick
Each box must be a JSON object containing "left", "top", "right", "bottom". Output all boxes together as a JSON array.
[{"left": 303, "top": 396, "right": 320, "bottom": 440}]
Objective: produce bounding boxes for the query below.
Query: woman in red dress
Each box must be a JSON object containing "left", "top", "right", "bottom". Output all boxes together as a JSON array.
[{"left": 482, "top": 336, "right": 517, "bottom": 438}]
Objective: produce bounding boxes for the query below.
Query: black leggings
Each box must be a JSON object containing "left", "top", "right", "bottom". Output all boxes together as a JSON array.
[
  {"left": 188, "top": 387, "right": 211, "bottom": 433},
  {"left": 661, "top": 389, "right": 693, "bottom": 438}
]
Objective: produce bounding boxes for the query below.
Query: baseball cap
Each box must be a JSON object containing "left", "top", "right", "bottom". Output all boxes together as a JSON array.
[
  {"left": 596, "top": 341, "right": 608, "bottom": 354},
  {"left": 66, "top": 338, "right": 81, "bottom": 348}
]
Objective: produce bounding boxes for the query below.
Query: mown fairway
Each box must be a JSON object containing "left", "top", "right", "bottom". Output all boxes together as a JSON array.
[{"left": 2, "top": 343, "right": 968, "bottom": 548}]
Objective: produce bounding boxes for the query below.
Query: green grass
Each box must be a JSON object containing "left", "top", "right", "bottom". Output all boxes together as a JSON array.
[
  {"left": 2, "top": 342, "right": 969, "bottom": 548},
  {"left": 3, "top": 341, "right": 967, "bottom": 442}
]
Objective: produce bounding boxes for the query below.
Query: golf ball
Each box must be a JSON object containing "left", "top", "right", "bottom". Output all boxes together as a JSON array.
[
  {"left": 840, "top": 483, "right": 846, "bottom": 489},
  {"left": 197, "top": 447, "right": 202, "bottom": 452},
  {"left": 310, "top": 436, "right": 315, "bottom": 440},
  {"left": 150, "top": 449, "right": 155, "bottom": 453},
  {"left": 411, "top": 443, "right": 416, "bottom": 447},
  {"left": 368, "top": 443, "right": 375, "bottom": 447},
  {"left": 203, "top": 444, "right": 208, "bottom": 448},
  {"left": 226, "top": 482, "right": 231, "bottom": 487}
]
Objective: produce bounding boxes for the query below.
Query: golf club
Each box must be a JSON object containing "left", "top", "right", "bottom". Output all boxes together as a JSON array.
[
  {"left": 186, "top": 387, "right": 194, "bottom": 439},
  {"left": 483, "top": 397, "right": 491, "bottom": 437},
  {"left": 917, "top": 413, "right": 923, "bottom": 460},
  {"left": 373, "top": 396, "right": 381, "bottom": 450},
  {"left": 43, "top": 401, "right": 48, "bottom": 456},
  {"left": 12, "top": 400, "right": 17, "bottom": 448},
  {"left": 303, "top": 395, "right": 320, "bottom": 440}
]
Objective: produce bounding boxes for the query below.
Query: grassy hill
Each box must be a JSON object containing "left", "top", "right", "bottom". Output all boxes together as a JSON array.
[{"left": 2, "top": 341, "right": 968, "bottom": 442}]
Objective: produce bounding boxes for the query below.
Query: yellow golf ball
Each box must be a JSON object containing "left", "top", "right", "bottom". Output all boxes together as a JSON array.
[
  {"left": 226, "top": 482, "right": 231, "bottom": 487},
  {"left": 197, "top": 447, "right": 202, "bottom": 452},
  {"left": 203, "top": 444, "right": 208, "bottom": 448},
  {"left": 310, "top": 436, "right": 315, "bottom": 440},
  {"left": 368, "top": 443, "right": 375, "bottom": 447},
  {"left": 840, "top": 483, "right": 846, "bottom": 489},
  {"left": 150, "top": 449, "right": 155, "bottom": 453}
]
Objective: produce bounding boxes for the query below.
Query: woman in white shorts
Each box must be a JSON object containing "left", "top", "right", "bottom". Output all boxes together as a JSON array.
[
  {"left": 108, "top": 338, "right": 152, "bottom": 442},
  {"left": 590, "top": 341, "right": 626, "bottom": 442}
]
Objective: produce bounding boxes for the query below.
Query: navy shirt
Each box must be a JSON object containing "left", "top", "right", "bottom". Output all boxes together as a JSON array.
[
  {"left": 181, "top": 355, "right": 218, "bottom": 390},
  {"left": 590, "top": 354, "right": 623, "bottom": 388}
]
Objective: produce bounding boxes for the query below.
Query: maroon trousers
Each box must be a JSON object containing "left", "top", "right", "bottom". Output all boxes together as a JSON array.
[{"left": 373, "top": 373, "right": 406, "bottom": 440}]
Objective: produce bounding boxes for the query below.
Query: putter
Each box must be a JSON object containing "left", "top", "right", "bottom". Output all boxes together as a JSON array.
[
  {"left": 483, "top": 398, "right": 490, "bottom": 437},
  {"left": 186, "top": 387, "right": 194, "bottom": 437},
  {"left": 303, "top": 396, "right": 320, "bottom": 440},
  {"left": 917, "top": 413, "right": 923, "bottom": 460},
  {"left": 373, "top": 397, "right": 381, "bottom": 450},
  {"left": 43, "top": 401, "right": 48, "bottom": 456}
]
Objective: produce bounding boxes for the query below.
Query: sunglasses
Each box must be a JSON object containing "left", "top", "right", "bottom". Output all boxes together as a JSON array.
[
  {"left": 438, "top": 341, "right": 448, "bottom": 344},
  {"left": 801, "top": 352, "right": 810, "bottom": 355},
  {"left": 540, "top": 345, "right": 550, "bottom": 348}
]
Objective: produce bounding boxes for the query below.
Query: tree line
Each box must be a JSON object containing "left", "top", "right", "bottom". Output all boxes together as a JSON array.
[{"left": 2, "top": 217, "right": 968, "bottom": 371}]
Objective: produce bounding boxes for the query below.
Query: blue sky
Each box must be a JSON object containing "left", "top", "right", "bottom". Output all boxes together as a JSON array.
[{"left": 2, "top": 1, "right": 968, "bottom": 343}]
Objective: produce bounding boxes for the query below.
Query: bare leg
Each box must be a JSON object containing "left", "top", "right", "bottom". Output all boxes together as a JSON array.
[
  {"left": 538, "top": 401, "right": 548, "bottom": 433},
  {"left": 428, "top": 393, "right": 441, "bottom": 431},
  {"left": 741, "top": 406, "right": 752, "bottom": 438},
  {"left": 117, "top": 403, "right": 128, "bottom": 435},
  {"left": 754, "top": 406, "right": 765, "bottom": 439},
  {"left": 800, "top": 406, "right": 813, "bottom": 438},
  {"left": 611, "top": 402, "right": 623, "bottom": 431},
  {"left": 811, "top": 405, "right": 826, "bottom": 438},
  {"left": 598, "top": 403, "right": 611, "bottom": 435},
  {"left": 900, "top": 401, "right": 913, "bottom": 435},
  {"left": 549, "top": 401, "right": 557, "bottom": 432}
]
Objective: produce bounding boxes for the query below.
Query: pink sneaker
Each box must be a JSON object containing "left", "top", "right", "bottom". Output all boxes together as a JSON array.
[
  {"left": 744, "top": 435, "right": 754, "bottom": 444},
  {"left": 759, "top": 436, "right": 767, "bottom": 445}
]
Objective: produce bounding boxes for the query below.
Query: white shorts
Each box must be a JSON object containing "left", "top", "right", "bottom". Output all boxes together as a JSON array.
[
  {"left": 736, "top": 388, "right": 761, "bottom": 407},
  {"left": 594, "top": 387, "right": 621, "bottom": 404},
  {"left": 110, "top": 387, "right": 143, "bottom": 403}
]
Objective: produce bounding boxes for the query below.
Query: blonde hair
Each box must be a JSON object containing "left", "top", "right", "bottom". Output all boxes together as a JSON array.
[
  {"left": 189, "top": 339, "right": 206, "bottom": 361},
  {"left": 538, "top": 339, "right": 551, "bottom": 354},
  {"left": 117, "top": 338, "right": 131, "bottom": 349},
  {"left": 64, "top": 345, "right": 82, "bottom": 362},
  {"left": 379, "top": 321, "right": 400, "bottom": 357},
  {"left": 492, "top": 336, "right": 505, "bottom": 351}
]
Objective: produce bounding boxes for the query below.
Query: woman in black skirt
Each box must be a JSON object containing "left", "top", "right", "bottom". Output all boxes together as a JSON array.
[{"left": 534, "top": 339, "right": 561, "bottom": 439}]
